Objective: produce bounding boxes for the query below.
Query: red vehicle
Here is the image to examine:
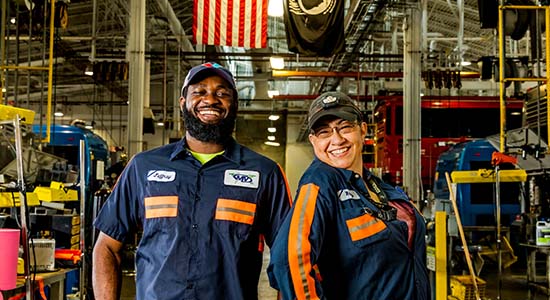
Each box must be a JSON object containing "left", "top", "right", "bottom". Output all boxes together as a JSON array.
[{"left": 368, "top": 95, "right": 524, "bottom": 190}]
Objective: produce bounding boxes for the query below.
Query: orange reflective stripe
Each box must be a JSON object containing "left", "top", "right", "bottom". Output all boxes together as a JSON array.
[
  {"left": 146, "top": 207, "right": 178, "bottom": 218},
  {"left": 144, "top": 196, "right": 178, "bottom": 219},
  {"left": 144, "top": 196, "right": 178, "bottom": 206},
  {"left": 277, "top": 163, "right": 294, "bottom": 206},
  {"left": 346, "top": 213, "right": 387, "bottom": 241},
  {"left": 288, "top": 184, "right": 320, "bottom": 300},
  {"left": 215, "top": 199, "right": 256, "bottom": 225}
]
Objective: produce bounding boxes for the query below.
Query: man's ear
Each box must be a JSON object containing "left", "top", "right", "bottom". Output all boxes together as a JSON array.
[{"left": 179, "top": 96, "right": 185, "bottom": 113}]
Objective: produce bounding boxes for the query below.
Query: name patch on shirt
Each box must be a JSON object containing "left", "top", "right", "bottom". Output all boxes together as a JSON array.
[
  {"left": 338, "top": 189, "right": 360, "bottom": 201},
  {"left": 224, "top": 170, "right": 260, "bottom": 189},
  {"left": 147, "top": 170, "right": 176, "bottom": 182}
]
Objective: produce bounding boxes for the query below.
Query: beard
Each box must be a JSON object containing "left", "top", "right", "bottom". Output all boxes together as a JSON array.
[{"left": 182, "top": 104, "right": 237, "bottom": 144}]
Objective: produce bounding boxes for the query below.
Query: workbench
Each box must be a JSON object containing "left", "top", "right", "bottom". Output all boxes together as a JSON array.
[{"left": 0, "top": 268, "right": 75, "bottom": 300}]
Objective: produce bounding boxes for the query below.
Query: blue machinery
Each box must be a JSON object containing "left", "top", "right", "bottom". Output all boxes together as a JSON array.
[
  {"left": 33, "top": 124, "right": 109, "bottom": 299},
  {"left": 433, "top": 139, "right": 523, "bottom": 227}
]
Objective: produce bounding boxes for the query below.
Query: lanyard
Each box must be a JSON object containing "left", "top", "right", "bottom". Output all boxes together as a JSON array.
[{"left": 362, "top": 174, "right": 397, "bottom": 221}]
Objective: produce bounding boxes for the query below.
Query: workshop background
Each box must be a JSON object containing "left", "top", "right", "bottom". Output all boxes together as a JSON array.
[{"left": 2, "top": 0, "right": 550, "bottom": 299}]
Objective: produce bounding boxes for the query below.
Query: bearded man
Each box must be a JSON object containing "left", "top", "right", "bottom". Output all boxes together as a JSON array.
[{"left": 93, "top": 62, "right": 292, "bottom": 300}]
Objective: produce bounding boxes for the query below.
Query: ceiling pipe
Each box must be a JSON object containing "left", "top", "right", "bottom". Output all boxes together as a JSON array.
[
  {"left": 271, "top": 94, "right": 514, "bottom": 101},
  {"left": 154, "top": 0, "right": 195, "bottom": 59},
  {"left": 272, "top": 70, "right": 480, "bottom": 78},
  {"left": 90, "top": 0, "right": 97, "bottom": 62}
]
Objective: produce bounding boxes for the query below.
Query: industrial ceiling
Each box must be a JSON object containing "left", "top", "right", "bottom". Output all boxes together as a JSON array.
[{"left": 0, "top": 0, "right": 535, "bottom": 137}]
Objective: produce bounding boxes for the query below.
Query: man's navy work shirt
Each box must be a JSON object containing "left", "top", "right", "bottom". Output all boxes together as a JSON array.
[
  {"left": 94, "top": 138, "right": 292, "bottom": 300},
  {"left": 268, "top": 159, "right": 430, "bottom": 300}
]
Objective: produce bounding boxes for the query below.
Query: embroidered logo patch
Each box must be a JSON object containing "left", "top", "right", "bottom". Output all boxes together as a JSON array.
[
  {"left": 224, "top": 170, "right": 260, "bottom": 189},
  {"left": 147, "top": 170, "right": 176, "bottom": 182},
  {"left": 338, "top": 189, "right": 360, "bottom": 201}
]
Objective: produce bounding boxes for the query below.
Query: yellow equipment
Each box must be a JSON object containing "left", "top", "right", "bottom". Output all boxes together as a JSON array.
[{"left": 451, "top": 169, "right": 527, "bottom": 183}]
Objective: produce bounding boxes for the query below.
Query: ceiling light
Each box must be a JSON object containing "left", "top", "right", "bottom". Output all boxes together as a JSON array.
[
  {"left": 10, "top": 18, "right": 16, "bottom": 24},
  {"left": 85, "top": 125, "right": 93, "bottom": 129},
  {"left": 268, "top": 0, "right": 284, "bottom": 17},
  {"left": 1, "top": 87, "right": 6, "bottom": 93},
  {"left": 267, "top": 135, "right": 276, "bottom": 141},
  {"left": 267, "top": 90, "right": 280, "bottom": 98},
  {"left": 156, "top": 122, "right": 165, "bottom": 126},
  {"left": 268, "top": 127, "right": 276, "bottom": 133},
  {"left": 268, "top": 114, "right": 280, "bottom": 121},
  {"left": 460, "top": 60, "right": 472, "bottom": 66},
  {"left": 264, "top": 141, "right": 280, "bottom": 147},
  {"left": 270, "top": 57, "right": 285, "bottom": 70},
  {"left": 84, "top": 65, "right": 94, "bottom": 76},
  {"left": 54, "top": 111, "right": 64, "bottom": 117}
]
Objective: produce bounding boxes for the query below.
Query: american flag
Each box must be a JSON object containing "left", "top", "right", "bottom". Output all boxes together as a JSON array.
[{"left": 193, "top": 0, "right": 268, "bottom": 48}]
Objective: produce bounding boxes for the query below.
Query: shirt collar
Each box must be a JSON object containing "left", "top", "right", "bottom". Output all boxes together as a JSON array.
[
  {"left": 169, "top": 137, "right": 241, "bottom": 165},
  {"left": 312, "top": 157, "right": 370, "bottom": 181}
]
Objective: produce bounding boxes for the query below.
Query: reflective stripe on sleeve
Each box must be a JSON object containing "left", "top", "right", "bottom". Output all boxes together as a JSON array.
[
  {"left": 215, "top": 198, "right": 256, "bottom": 225},
  {"left": 288, "top": 183, "right": 320, "bottom": 300}
]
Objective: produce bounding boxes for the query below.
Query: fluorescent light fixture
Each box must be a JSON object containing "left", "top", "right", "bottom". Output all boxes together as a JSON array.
[
  {"left": 85, "top": 125, "right": 93, "bottom": 129},
  {"left": 268, "top": 135, "right": 276, "bottom": 141},
  {"left": 268, "top": 114, "right": 280, "bottom": 121},
  {"left": 511, "top": 111, "right": 521, "bottom": 116},
  {"left": 156, "top": 122, "right": 165, "bottom": 126},
  {"left": 54, "top": 111, "right": 64, "bottom": 117},
  {"left": 270, "top": 57, "right": 285, "bottom": 70},
  {"left": 84, "top": 65, "right": 94, "bottom": 76},
  {"left": 268, "top": 127, "right": 276, "bottom": 133},
  {"left": 264, "top": 141, "right": 280, "bottom": 147},
  {"left": 460, "top": 60, "right": 472, "bottom": 66},
  {"left": 267, "top": 0, "right": 284, "bottom": 17},
  {"left": 267, "top": 90, "right": 280, "bottom": 98}
]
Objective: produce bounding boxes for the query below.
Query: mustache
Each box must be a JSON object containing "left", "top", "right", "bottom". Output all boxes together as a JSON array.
[
  {"left": 182, "top": 104, "right": 236, "bottom": 144},
  {"left": 195, "top": 103, "right": 224, "bottom": 110}
]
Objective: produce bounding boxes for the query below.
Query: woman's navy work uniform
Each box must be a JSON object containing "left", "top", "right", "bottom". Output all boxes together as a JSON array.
[
  {"left": 268, "top": 158, "right": 430, "bottom": 300},
  {"left": 94, "top": 138, "right": 292, "bottom": 300}
]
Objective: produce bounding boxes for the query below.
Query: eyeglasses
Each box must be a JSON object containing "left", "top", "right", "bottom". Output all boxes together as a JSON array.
[{"left": 312, "top": 122, "right": 358, "bottom": 139}]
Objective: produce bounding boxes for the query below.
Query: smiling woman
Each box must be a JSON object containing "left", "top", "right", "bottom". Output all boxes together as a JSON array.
[
  {"left": 268, "top": 91, "right": 430, "bottom": 300},
  {"left": 306, "top": 92, "right": 366, "bottom": 174}
]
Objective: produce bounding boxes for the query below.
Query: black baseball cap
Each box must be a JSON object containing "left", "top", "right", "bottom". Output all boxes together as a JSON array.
[
  {"left": 180, "top": 62, "right": 238, "bottom": 99},
  {"left": 308, "top": 91, "right": 363, "bottom": 130}
]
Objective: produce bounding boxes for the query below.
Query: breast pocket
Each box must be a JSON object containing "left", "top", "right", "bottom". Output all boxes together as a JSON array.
[
  {"left": 344, "top": 208, "right": 391, "bottom": 248},
  {"left": 143, "top": 181, "right": 180, "bottom": 231},
  {"left": 214, "top": 198, "right": 255, "bottom": 239}
]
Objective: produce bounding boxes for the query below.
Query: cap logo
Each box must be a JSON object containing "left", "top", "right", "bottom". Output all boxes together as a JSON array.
[
  {"left": 202, "top": 62, "right": 223, "bottom": 69},
  {"left": 322, "top": 95, "right": 338, "bottom": 104}
]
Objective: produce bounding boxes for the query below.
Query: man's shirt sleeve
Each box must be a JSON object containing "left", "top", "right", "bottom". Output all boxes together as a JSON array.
[
  {"left": 93, "top": 159, "right": 141, "bottom": 241},
  {"left": 262, "top": 163, "right": 293, "bottom": 247}
]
